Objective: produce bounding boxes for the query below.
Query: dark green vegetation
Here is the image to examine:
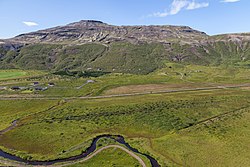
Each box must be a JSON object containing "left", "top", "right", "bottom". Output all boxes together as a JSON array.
[
  {"left": 0, "top": 41, "right": 250, "bottom": 74},
  {"left": 54, "top": 70, "right": 110, "bottom": 78},
  {"left": 0, "top": 42, "right": 167, "bottom": 74}
]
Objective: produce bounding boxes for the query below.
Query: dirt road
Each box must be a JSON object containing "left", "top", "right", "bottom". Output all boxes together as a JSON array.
[
  {"left": 0, "top": 83, "right": 249, "bottom": 101},
  {"left": 58, "top": 145, "right": 147, "bottom": 167}
]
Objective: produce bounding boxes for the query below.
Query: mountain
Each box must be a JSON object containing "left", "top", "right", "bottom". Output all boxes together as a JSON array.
[
  {"left": 6, "top": 20, "right": 208, "bottom": 45},
  {"left": 0, "top": 20, "right": 249, "bottom": 74}
]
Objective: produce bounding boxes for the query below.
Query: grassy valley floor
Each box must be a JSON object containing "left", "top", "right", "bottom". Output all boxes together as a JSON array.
[{"left": 0, "top": 66, "right": 249, "bottom": 167}]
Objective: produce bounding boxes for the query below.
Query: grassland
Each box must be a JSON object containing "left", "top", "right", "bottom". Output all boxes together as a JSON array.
[
  {"left": 0, "top": 64, "right": 249, "bottom": 98},
  {"left": 0, "top": 70, "right": 26, "bottom": 80},
  {"left": 0, "top": 67, "right": 249, "bottom": 167},
  {"left": 152, "top": 107, "right": 250, "bottom": 167},
  {"left": 0, "top": 70, "right": 46, "bottom": 81},
  {"left": 67, "top": 147, "right": 142, "bottom": 167},
  {"left": 1, "top": 41, "right": 250, "bottom": 74},
  {"left": 0, "top": 100, "right": 58, "bottom": 130},
  {"left": 64, "top": 137, "right": 150, "bottom": 167},
  {"left": 0, "top": 88, "right": 249, "bottom": 166}
]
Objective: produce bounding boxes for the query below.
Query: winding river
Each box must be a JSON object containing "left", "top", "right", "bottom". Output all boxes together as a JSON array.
[{"left": 0, "top": 134, "right": 160, "bottom": 167}]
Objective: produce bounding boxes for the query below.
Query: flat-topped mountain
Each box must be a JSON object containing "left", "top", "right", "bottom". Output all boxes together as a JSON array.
[
  {"left": 7, "top": 20, "right": 207, "bottom": 45},
  {"left": 0, "top": 20, "right": 249, "bottom": 74}
]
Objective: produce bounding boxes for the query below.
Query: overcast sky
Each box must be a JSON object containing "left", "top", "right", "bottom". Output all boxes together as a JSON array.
[{"left": 0, "top": 0, "right": 249, "bottom": 38}]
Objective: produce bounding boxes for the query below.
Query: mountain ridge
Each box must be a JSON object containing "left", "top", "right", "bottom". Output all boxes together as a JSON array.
[
  {"left": 3, "top": 20, "right": 208, "bottom": 45},
  {"left": 0, "top": 20, "right": 249, "bottom": 74}
]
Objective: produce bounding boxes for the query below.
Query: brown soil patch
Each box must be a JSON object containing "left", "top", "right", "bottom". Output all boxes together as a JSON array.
[
  {"left": 104, "top": 83, "right": 207, "bottom": 95},
  {"left": 241, "top": 86, "right": 250, "bottom": 90}
]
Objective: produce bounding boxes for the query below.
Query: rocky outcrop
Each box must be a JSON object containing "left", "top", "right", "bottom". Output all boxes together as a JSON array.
[{"left": 5, "top": 20, "right": 208, "bottom": 45}]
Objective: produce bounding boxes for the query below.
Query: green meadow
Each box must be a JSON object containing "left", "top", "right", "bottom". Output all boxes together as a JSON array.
[
  {"left": 0, "top": 70, "right": 46, "bottom": 81},
  {"left": 0, "top": 64, "right": 249, "bottom": 98},
  {"left": 0, "top": 66, "right": 249, "bottom": 167},
  {"left": 0, "top": 100, "right": 57, "bottom": 130},
  {"left": 0, "top": 70, "right": 26, "bottom": 80},
  {"left": 68, "top": 147, "right": 141, "bottom": 167},
  {"left": 0, "top": 88, "right": 249, "bottom": 166}
]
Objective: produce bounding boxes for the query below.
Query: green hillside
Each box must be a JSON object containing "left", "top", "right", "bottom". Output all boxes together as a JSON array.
[{"left": 1, "top": 40, "right": 249, "bottom": 74}]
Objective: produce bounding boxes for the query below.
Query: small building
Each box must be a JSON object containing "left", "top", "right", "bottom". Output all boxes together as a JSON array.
[
  {"left": 48, "top": 82, "right": 55, "bottom": 86},
  {"left": 35, "top": 87, "right": 48, "bottom": 91},
  {"left": 0, "top": 86, "right": 7, "bottom": 90},
  {"left": 87, "top": 80, "right": 95, "bottom": 83},
  {"left": 35, "top": 87, "right": 43, "bottom": 91},
  {"left": 19, "top": 87, "right": 28, "bottom": 90},
  {"left": 33, "top": 82, "right": 39, "bottom": 86},
  {"left": 11, "top": 86, "right": 20, "bottom": 91}
]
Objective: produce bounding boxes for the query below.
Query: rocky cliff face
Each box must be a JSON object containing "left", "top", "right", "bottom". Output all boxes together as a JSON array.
[{"left": 6, "top": 20, "right": 208, "bottom": 45}]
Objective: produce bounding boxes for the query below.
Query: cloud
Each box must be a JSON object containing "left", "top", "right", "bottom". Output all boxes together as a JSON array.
[
  {"left": 23, "top": 21, "right": 38, "bottom": 26},
  {"left": 151, "top": 0, "right": 209, "bottom": 17},
  {"left": 186, "top": 1, "right": 209, "bottom": 10},
  {"left": 220, "top": 0, "right": 240, "bottom": 2},
  {"left": 169, "top": 0, "right": 190, "bottom": 15}
]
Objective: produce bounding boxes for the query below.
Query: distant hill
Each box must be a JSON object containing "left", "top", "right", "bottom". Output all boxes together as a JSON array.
[{"left": 0, "top": 20, "right": 249, "bottom": 74}]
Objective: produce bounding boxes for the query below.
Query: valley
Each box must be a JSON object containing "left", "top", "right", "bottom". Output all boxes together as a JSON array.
[
  {"left": 0, "top": 20, "right": 250, "bottom": 167},
  {"left": 0, "top": 63, "right": 249, "bottom": 166}
]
